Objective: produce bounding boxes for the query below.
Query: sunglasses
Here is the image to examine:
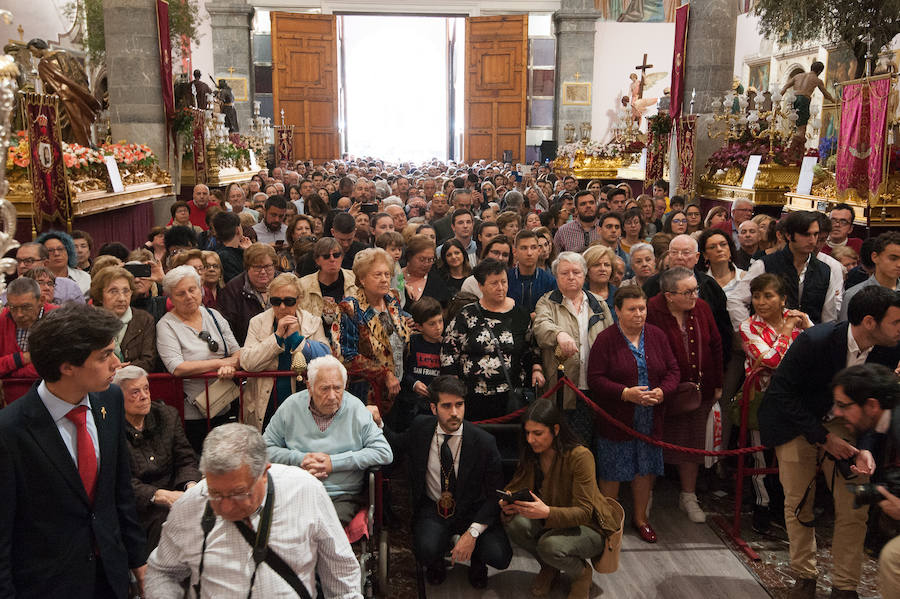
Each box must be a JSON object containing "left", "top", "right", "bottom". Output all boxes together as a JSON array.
[
  {"left": 270, "top": 296, "right": 298, "bottom": 307},
  {"left": 319, "top": 252, "right": 343, "bottom": 260},
  {"left": 198, "top": 331, "right": 219, "bottom": 353}
]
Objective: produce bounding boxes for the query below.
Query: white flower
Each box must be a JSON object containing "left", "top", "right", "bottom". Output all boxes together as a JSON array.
[
  {"left": 476, "top": 330, "right": 492, "bottom": 344},
  {"left": 466, "top": 316, "right": 479, "bottom": 329},
  {"left": 480, "top": 356, "right": 501, "bottom": 377},
  {"left": 499, "top": 331, "right": 513, "bottom": 344}
]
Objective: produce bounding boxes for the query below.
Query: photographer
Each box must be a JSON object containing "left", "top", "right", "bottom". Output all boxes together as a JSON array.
[
  {"left": 758, "top": 285, "right": 900, "bottom": 599},
  {"left": 830, "top": 364, "right": 900, "bottom": 599}
]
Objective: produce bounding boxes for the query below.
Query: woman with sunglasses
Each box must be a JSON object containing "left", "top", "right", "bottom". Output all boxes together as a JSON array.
[
  {"left": 241, "top": 273, "right": 330, "bottom": 430},
  {"left": 299, "top": 237, "right": 359, "bottom": 332},
  {"left": 156, "top": 265, "right": 242, "bottom": 453}
]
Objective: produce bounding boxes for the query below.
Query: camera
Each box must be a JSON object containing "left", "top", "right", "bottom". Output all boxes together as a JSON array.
[{"left": 848, "top": 468, "right": 900, "bottom": 509}]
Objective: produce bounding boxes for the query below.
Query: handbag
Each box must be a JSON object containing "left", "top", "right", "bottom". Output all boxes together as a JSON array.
[
  {"left": 191, "top": 308, "right": 239, "bottom": 417},
  {"left": 477, "top": 304, "right": 535, "bottom": 412},
  {"left": 668, "top": 321, "right": 703, "bottom": 416},
  {"left": 726, "top": 352, "right": 768, "bottom": 430}
]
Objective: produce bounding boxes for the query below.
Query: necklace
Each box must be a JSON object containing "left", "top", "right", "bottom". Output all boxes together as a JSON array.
[{"left": 437, "top": 432, "right": 462, "bottom": 519}]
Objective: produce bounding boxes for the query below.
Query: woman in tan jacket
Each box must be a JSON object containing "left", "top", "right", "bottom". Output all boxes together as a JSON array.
[
  {"left": 298, "top": 237, "right": 358, "bottom": 331},
  {"left": 533, "top": 251, "right": 613, "bottom": 444},
  {"left": 502, "top": 399, "right": 618, "bottom": 599},
  {"left": 240, "top": 273, "right": 328, "bottom": 430}
]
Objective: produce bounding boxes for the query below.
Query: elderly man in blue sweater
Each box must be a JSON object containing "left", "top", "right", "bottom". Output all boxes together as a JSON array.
[{"left": 263, "top": 355, "right": 393, "bottom": 523}]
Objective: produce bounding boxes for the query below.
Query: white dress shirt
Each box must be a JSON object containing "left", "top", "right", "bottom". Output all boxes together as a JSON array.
[
  {"left": 425, "top": 424, "right": 486, "bottom": 534},
  {"left": 846, "top": 326, "right": 873, "bottom": 368},
  {"left": 145, "top": 464, "right": 361, "bottom": 599},
  {"left": 36, "top": 380, "right": 100, "bottom": 466},
  {"left": 563, "top": 293, "right": 591, "bottom": 389}
]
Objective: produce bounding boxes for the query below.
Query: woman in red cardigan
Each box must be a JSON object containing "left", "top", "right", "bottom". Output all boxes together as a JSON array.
[
  {"left": 646, "top": 266, "right": 723, "bottom": 525},
  {"left": 587, "top": 285, "right": 680, "bottom": 543}
]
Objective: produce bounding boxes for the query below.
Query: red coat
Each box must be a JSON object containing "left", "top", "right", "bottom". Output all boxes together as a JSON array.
[
  {"left": 646, "top": 294, "right": 724, "bottom": 463},
  {"left": 0, "top": 303, "right": 58, "bottom": 378},
  {"left": 587, "top": 322, "right": 680, "bottom": 442}
]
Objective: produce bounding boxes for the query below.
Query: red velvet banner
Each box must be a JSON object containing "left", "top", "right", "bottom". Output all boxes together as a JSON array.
[
  {"left": 835, "top": 77, "right": 891, "bottom": 200},
  {"left": 191, "top": 108, "right": 207, "bottom": 184},
  {"left": 156, "top": 0, "right": 174, "bottom": 121},
  {"left": 677, "top": 115, "right": 697, "bottom": 195},
  {"left": 21, "top": 92, "right": 72, "bottom": 234},
  {"left": 670, "top": 4, "right": 690, "bottom": 120},
  {"left": 645, "top": 127, "right": 669, "bottom": 191},
  {"left": 276, "top": 126, "right": 294, "bottom": 164}
]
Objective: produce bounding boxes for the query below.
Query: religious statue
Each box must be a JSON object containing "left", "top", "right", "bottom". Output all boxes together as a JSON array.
[
  {"left": 26, "top": 39, "right": 101, "bottom": 147},
  {"left": 780, "top": 61, "right": 836, "bottom": 155},
  {"left": 216, "top": 79, "right": 239, "bottom": 133},
  {"left": 190, "top": 69, "right": 212, "bottom": 110}
]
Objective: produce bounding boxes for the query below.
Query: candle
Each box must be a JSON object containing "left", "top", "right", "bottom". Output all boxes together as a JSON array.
[{"left": 691, "top": 88, "right": 696, "bottom": 100}]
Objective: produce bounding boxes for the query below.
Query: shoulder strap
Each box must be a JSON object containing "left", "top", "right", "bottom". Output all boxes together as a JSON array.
[
  {"left": 204, "top": 306, "right": 230, "bottom": 357},
  {"left": 233, "top": 476, "right": 313, "bottom": 599}
]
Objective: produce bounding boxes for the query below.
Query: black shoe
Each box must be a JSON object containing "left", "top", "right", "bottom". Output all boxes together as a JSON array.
[
  {"left": 790, "top": 578, "right": 816, "bottom": 599},
  {"left": 752, "top": 506, "right": 771, "bottom": 533},
  {"left": 468, "top": 559, "right": 488, "bottom": 589},
  {"left": 425, "top": 561, "right": 446, "bottom": 586},
  {"left": 830, "top": 589, "right": 858, "bottom": 599}
]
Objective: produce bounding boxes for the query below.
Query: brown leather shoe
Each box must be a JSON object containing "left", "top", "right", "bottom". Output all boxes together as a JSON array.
[
  {"left": 530, "top": 566, "right": 559, "bottom": 597},
  {"left": 790, "top": 578, "right": 816, "bottom": 599},
  {"left": 567, "top": 563, "right": 593, "bottom": 599},
  {"left": 829, "top": 589, "right": 858, "bottom": 599}
]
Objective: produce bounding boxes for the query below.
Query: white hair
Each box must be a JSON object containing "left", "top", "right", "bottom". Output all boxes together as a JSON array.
[
  {"left": 253, "top": 192, "right": 268, "bottom": 202},
  {"left": 629, "top": 242, "right": 654, "bottom": 258},
  {"left": 551, "top": 251, "right": 587, "bottom": 277},
  {"left": 669, "top": 234, "right": 698, "bottom": 252},
  {"left": 381, "top": 196, "right": 404, "bottom": 208},
  {"left": 162, "top": 264, "right": 203, "bottom": 296},
  {"left": 732, "top": 198, "right": 754, "bottom": 214},
  {"left": 199, "top": 423, "right": 269, "bottom": 478},
  {"left": 307, "top": 355, "right": 347, "bottom": 389},
  {"left": 112, "top": 365, "right": 148, "bottom": 387}
]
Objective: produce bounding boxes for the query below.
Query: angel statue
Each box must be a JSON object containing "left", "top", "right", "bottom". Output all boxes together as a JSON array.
[
  {"left": 628, "top": 71, "right": 667, "bottom": 127},
  {"left": 26, "top": 38, "right": 101, "bottom": 146}
]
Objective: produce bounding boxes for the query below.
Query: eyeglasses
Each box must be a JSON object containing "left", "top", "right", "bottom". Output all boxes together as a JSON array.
[
  {"left": 319, "top": 252, "right": 343, "bottom": 260},
  {"left": 830, "top": 218, "right": 852, "bottom": 227},
  {"left": 669, "top": 249, "right": 697, "bottom": 257},
  {"left": 45, "top": 246, "right": 66, "bottom": 255},
  {"left": 204, "top": 263, "right": 221, "bottom": 270},
  {"left": 198, "top": 331, "right": 219, "bottom": 352},
  {"left": 667, "top": 287, "right": 700, "bottom": 297},
  {"left": 16, "top": 257, "right": 41, "bottom": 266},
  {"left": 249, "top": 264, "right": 275, "bottom": 273},
  {"left": 415, "top": 255, "right": 435, "bottom": 264},
  {"left": 36, "top": 279, "right": 55, "bottom": 288},
  {"left": 671, "top": 218, "right": 687, "bottom": 224},
  {"left": 201, "top": 474, "right": 263, "bottom": 504},
  {"left": 270, "top": 296, "right": 298, "bottom": 307}
]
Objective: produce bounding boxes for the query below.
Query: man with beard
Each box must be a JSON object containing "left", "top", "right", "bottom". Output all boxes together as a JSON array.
[
  {"left": 553, "top": 190, "right": 601, "bottom": 253},
  {"left": 251, "top": 196, "right": 289, "bottom": 245}
]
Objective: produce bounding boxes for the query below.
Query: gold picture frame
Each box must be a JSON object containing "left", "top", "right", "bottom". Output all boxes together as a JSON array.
[
  {"left": 217, "top": 76, "right": 249, "bottom": 102},
  {"left": 562, "top": 81, "right": 591, "bottom": 106}
]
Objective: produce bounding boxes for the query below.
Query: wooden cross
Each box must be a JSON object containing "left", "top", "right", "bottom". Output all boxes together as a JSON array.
[
  {"left": 573, "top": 72, "right": 581, "bottom": 81},
  {"left": 635, "top": 53, "right": 654, "bottom": 98},
  {"left": 226, "top": 66, "right": 236, "bottom": 76}
]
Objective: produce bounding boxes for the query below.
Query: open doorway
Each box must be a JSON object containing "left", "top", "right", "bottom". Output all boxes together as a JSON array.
[{"left": 337, "top": 15, "right": 465, "bottom": 162}]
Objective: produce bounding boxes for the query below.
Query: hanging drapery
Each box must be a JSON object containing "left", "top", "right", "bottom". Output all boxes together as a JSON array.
[
  {"left": 676, "top": 115, "right": 697, "bottom": 195},
  {"left": 275, "top": 126, "right": 295, "bottom": 164},
  {"left": 191, "top": 108, "right": 207, "bottom": 184},
  {"left": 835, "top": 77, "right": 891, "bottom": 200},
  {"left": 21, "top": 92, "right": 72, "bottom": 234},
  {"left": 669, "top": 4, "right": 690, "bottom": 120}
]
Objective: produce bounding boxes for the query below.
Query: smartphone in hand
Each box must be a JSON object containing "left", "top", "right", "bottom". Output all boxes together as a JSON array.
[{"left": 496, "top": 489, "right": 533, "bottom": 503}]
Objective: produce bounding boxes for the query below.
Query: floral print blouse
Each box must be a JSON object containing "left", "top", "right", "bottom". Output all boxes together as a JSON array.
[{"left": 440, "top": 302, "right": 538, "bottom": 396}]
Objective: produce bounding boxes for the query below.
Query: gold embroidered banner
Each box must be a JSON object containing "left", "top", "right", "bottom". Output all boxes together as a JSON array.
[
  {"left": 835, "top": 77, "right": 891, "bottom": 199},
  {"left": 276, "top": 125, "right": 294, "bottom": 164},
  {"left": 21, "top": 92, "right": 72, "bottom": 234}
]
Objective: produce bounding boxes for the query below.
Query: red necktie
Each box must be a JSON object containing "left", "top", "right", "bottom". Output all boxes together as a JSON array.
[{"left": 65, "top": 405, "right": 97, "bottom": 503}]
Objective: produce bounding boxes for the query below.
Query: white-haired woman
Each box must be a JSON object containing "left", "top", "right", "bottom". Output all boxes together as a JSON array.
[
  {"left": 114, "top": 365, "right": 200, "bottom": 550},
  {"left": 533, "top": 251, "right": 614, "bottom": 443},
  {"left": 241, "top": 273, "right": 330, "bottom": 430},
  {"left": 620, "top": 243, "right": 657, "bottom": 289},
  {"left": 337, "top": 248, "right": 410, "bottom": 413},
  {"left": 156, "top": 265, "right": 242, "bottom": 453}
]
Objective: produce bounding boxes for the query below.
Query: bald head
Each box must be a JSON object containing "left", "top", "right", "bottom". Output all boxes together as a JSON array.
[
  {"left": 193, "top": 184, "right": 211, "bottom": 207},
  {"left": 668, "top": 234, "right": 699, "bottom": 269}
]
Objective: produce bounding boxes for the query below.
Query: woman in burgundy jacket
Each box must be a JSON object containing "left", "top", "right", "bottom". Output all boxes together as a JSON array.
[
  {"left": 587, "top": 285, "right": 679, "bottom": 543},
  {"left": 646, "top": 266, "right": 723, "bottom": 525}
]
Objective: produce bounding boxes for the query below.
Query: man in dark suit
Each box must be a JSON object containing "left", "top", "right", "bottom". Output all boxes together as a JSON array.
[
  {"left": 405, "top": 375, "right": 512, "bottom": 589},
  {"left": 759, "top": 286, "right": 900, "bottom": 599},
  {"left": 0, "top": 303, "right": 147, "bottom": 598}
]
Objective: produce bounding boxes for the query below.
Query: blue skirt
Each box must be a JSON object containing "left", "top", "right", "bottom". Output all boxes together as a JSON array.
[{"left": 595, "top": 404, "right": 664, "bottom": 481}]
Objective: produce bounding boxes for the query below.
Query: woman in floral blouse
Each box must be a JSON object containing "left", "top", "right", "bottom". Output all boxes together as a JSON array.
[
  {"left": 738, "top": 272, "right": 810, "bottom": 531},
  {"left": 440, "top": 259, "right": 544, "bottom": 421},
  {"left": 337, "top": 248, "right": 410, "bottom": 414}
]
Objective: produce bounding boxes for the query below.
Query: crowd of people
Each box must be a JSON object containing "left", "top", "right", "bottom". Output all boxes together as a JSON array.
[{"left": 2, "top": 156, "right": 900, "bottom": 599}]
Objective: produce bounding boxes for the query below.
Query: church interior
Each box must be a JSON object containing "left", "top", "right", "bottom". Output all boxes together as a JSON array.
[{"left": 1, "top": 0, "right": 900, "bottom": 598}]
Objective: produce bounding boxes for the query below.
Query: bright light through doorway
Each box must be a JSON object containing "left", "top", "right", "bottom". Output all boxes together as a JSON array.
[{"left": 342, "top": 15, "right": 459, "bottom": 162}]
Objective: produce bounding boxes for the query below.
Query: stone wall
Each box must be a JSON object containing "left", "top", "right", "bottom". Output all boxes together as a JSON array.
[
  {"left": 206, "top": 0, "right": 253, "bottom": 133},
  {"left": 554, "top": 0, "right": 601, "bottom": 144}
]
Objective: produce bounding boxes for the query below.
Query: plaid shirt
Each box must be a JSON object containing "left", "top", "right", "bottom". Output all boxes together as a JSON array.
[
  {"left": 553, "top": 219, "right": 602, "bottom": 253},
  {"left": 15, "top": 306, "right": 43, "bottom": 352}
]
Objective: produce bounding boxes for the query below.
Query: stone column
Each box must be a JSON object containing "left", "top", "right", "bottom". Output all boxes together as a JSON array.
[
  {"left": 681, "top": 0, "right": 739, "bottom": 176},
  {"left": 206, "top": 0, "right": 254, "bottom": 131},
  {"left": 553, "top": 1, "right": 601, "bottom": 144},
  {"left": 103, "top": 0, "right": 171, "bottom": 223}
]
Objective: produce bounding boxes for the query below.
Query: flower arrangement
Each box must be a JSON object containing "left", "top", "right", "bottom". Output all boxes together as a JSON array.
[
  {"left": 705, "top": 132, "right": 793, "bottom": 173},
  {"left": 818, "top": 135, "right": 837, "bottom": 162},
  {"left": 558, "top": 139, "right": 644, "bottom": 160}
]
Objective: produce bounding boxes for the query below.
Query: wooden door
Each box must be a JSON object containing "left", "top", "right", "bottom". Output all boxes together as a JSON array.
[
  {"left": 271, "top": 13, "right": 339, "bottom": 162},
  {"left": 464, "top": 15, "right": 527, "bottom": 163}
]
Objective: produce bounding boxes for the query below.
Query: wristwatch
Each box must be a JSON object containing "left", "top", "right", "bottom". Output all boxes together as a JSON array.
[{"left": 468, "top": 526, "right": 480, "bottom": 539}]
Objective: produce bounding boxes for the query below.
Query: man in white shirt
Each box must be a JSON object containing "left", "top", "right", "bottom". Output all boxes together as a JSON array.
[
  {"left": 146, "top": 423, "right": 361, "bottom": 598},
  {"left": 251, "top": 195, "right": 288, "bottom": 245}
]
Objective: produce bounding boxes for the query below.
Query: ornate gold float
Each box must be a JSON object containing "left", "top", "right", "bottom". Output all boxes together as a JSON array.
[{"left": 697, "top": 163, "right": 801, "bottom": 207}]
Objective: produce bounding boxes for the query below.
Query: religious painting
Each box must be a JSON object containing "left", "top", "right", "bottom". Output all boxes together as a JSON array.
[
  {"left": 825, "top": 45, "right": 858, "bottom": 100},
  {"left": 217, "top": 76, "right": 249, "bottom": 102},
  {"left": 747, "top": 62, "right": 770, "bottom": 93},
  {"left": 595, "top": 0, "right": 681, "bottom": 22},
  {"left": 562, "top": 81, "right": 591, "bottom": 106}
]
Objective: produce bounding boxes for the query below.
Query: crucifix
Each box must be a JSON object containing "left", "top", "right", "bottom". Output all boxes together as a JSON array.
[
  {"left": 635, "top": 53, "right": 654, "bottom": 99},
  {"left": 226, "top": 66, "right": 236, "bottom": 76}
]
